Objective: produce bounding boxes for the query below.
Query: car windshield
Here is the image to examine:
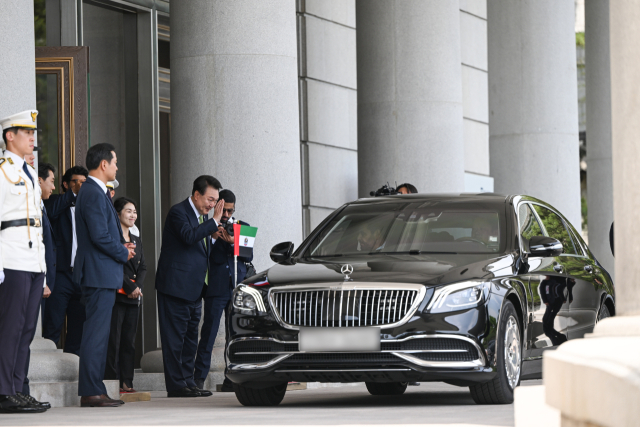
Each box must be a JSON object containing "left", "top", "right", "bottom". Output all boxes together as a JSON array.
[{"left": 303, "top": 201, "right": 505, "bottom": 257}]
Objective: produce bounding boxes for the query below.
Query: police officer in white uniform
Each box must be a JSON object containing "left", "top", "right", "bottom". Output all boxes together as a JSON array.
[{"left": 0, "top": 110, "right": 48, "bottom": 414}]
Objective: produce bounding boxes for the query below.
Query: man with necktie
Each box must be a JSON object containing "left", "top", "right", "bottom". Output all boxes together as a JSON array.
[
  {"left": 0, "top": 110, "right": 48, "bottom": 413},
  {"left": 155, "top": 175, "right": 224, "bottom": 397},
  {"left": 74, "top": 143, "right": 134, "bottom": 407}
]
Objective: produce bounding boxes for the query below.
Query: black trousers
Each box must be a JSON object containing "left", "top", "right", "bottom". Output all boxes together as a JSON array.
[
  {"left": 0, "top": 270, "right": 45, "bottom": 396},
  {"left": 542, "top": 299, "right": 566, "bottom": 346},
  {"left": 104, "top": 301, "right": 139, "bottom": 388}
]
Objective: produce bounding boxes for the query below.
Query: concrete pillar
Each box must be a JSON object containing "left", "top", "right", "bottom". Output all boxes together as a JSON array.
[
  {"left": 356, "top": 0, "right": 465, "bottom": 196},
  {"left": 488, "top": 0, "right": 581, "bottom": 228},
  {"left": 170, "top": 1, "right": 302, "bottom": 268},
  {"left": 585, "top": 0, "right": 615, "bottom": 278},
  {"left": 0, "top": 1, "right": 36, "bottom": 118},
  {"left": 611, "top": 0, "right": 640, "bottom": 316},
  {"left": 157, "top": 1, "right": 302, "bottom": 384}
]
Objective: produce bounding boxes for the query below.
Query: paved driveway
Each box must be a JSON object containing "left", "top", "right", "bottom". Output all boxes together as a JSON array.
[{"left": 0, "top": 380, "right": 542, "bottom": 426}]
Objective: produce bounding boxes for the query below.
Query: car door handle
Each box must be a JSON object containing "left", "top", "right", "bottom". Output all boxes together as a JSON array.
[
  {"left": 584, "top": 265, "right": 593, "bottom": 274},
  {"left": 553, "top": 264, "right": 564, "bottom": 273}
]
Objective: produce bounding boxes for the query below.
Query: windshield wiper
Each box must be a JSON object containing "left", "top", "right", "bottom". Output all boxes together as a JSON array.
[
  {"left": 307, "top": 254, "right": 344, "bottom": 258},
  {"left": 370, "top": 250, "right": 458, "bottom": 255}
]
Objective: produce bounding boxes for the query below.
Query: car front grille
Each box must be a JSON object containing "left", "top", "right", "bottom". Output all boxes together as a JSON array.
[{"left": 270, "top": 289, "right": 419, "bottom": 327}]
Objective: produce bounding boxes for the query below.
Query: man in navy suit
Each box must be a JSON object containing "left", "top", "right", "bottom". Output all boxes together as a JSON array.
[
  {"left": 74, "top": 143, "right": 134, "bottom": 407},
  {"left": 156, "top": 175, "right": 224, "bottom": 397},
  {"left": 42, "top": 165, "right": 88, "bottom": 355},
  {"left": 194, "top": 189, "right": 252, "bottom": 390}
]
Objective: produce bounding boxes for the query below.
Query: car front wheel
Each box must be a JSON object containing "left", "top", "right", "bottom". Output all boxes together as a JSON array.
[
  {"left": 469, "top": 300, "right": 522, "bottom": 404},
  {"left": 233, "top": 382, "right": 287, "bottom": 406}
]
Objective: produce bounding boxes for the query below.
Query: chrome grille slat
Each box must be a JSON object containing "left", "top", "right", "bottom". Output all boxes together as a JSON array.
[{"left": 272, "top": 287, "right": 419, "bottom": 328}]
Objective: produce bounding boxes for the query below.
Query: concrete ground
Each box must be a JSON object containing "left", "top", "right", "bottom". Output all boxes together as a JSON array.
[{"left": 0, "top": 380, "right": 542, "bottom": 427}]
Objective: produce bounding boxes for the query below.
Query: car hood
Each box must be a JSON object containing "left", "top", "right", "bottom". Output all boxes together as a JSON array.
[{"left": 263, "top": 253, "right": 516, "bottom": 287}]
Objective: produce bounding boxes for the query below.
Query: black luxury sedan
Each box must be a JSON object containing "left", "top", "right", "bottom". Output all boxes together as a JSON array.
[{"left": 227, "top": 194, "right": 615, "bottom": 406}]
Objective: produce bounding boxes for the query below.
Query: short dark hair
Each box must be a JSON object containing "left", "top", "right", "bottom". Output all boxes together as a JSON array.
[
  {"left": 397, "top": 183, "right": 418, "bottom": 194},
  {"left": 219, "top": 189, "right": 236, "bottom": 205},
  {"left": 86, "top": 143, "right": 115, "bottom": 171},
  {"left": 61, "top": 165, "right": 89, "bottom": 192},
  {"left": 114, "top": 196, "right": 138, "bottom": 214},
  {"left": 191, "top": 175, "right": 222, "bottom": 196},
  {"left": 2, "top": 127, "right": 18, "bottom": 144},
  {"left": 38, "top": 162, "right": 56, "bottom": 181}
]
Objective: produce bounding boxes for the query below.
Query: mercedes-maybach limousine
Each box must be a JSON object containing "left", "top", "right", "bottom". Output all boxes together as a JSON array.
[{"left": 226, "top": 194, "right": 615, "bottom": 406}]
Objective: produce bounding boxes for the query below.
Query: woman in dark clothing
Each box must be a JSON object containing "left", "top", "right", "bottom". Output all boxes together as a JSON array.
[{"left": 105, "top": 197, "right": 146, "bottom": 393}]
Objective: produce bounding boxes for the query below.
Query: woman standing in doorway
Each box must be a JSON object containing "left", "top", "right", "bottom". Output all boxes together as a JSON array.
[{"left": 105, "top": 197, "right": 146, "bottom": 393}]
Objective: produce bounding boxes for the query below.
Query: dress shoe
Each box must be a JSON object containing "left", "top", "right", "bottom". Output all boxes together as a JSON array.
[
  {"left": 0, "top": 395, "right": 47, "bottom": 413},
  {"left": 80, "top": 395, "right": 122, "bottom": 407},
  {"left": 190, "top": 387, "right": 213, "bottom": 397},
  {"left": 102, "top": 394, "right": 125, "bottom": 405},
  {"left": 195, "top": 379, "right": 205, "bottom": 390},
  {"left": 17, "top": 392, "right": 51, "bottom": 409},
  {"left": 167, "top": 387, "right": 201, "bottom": 398}
]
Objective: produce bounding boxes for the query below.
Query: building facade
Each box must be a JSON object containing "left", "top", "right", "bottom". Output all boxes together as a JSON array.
[{"left": 1, "top": 0, "right": 609, "bottom": 399}]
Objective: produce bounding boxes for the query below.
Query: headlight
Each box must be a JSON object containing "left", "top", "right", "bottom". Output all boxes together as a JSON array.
[
  {"left": 427, "top": 281, "right": 490, "bottom": 313},
  {"left": 233, "top": 285, "right": 267, "bottom": 313}
]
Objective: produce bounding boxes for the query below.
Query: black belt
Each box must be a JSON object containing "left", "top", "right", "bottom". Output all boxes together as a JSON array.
[{"left": 1, "top": 218, "right": 42, "bottom": 230}]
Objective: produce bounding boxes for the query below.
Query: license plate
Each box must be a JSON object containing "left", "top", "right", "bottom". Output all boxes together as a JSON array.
[{"left": 299, "top": 327, "right": 380, "bottom": 352}]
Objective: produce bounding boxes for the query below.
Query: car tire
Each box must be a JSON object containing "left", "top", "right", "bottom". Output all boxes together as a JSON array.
[
  {"left": 232, "top": 382, "right": 287, "bottom": 406},
  {"left": 365, "top": 381, "right": 408, "bottom": 395},
  {"left": 469, "top": 300, "right": 522, "bottom": 405},
  {"left": 597, "top": 301, "right": 612, "bottom": 322}
]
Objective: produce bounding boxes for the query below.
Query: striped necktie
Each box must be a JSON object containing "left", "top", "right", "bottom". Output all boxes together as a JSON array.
[{"left": 199, "top": 215, "right": 208, "bottom": 286}]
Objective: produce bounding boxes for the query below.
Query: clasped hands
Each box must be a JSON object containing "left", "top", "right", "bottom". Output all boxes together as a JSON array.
[
  {"left": 128, "top": 287, "right": 142, "bottom": 299},
  {"left": 124, "top": 242, "right": 136, "bottom": 260}
]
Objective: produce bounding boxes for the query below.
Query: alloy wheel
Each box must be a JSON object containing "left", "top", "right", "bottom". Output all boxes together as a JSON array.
[{"left": 503, "top": 316, "right": 521, "bottom": 389}]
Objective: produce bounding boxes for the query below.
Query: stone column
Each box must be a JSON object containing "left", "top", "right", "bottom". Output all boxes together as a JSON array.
[
  {"left": 145, "top": 0, "right": 302, "bottom": 386},
  {"left": 488, "top": 0, "right": 581, "bottom": 228},
  {"left": 585, "top": 0, "right": 615, "bottom": 278},
  {"left": 0, "top": 1, "right": 36, "bottom": 118},
  {"left": 356, "top": 0, "right": 465, "bottom": 196},
  {"left": 536, "top": 3, "right": 640, "bottom": 426}
]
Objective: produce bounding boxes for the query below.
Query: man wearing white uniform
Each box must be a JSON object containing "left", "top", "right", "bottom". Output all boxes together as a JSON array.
[{"left": 0, "top": 110, "right": 48, "bottom": 413}]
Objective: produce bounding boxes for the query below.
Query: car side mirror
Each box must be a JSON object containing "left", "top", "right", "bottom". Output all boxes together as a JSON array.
[
  {"left": 270, "top": 241, "right": 295, "bottom": 264},
  {"left": 529, "top": 236, "right": 563, "bottom": 257}
]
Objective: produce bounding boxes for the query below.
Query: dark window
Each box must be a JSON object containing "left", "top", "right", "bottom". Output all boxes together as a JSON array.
[
  {"left": 531, "top": 204, "right": 577, "bottom": 255},
  {"left": 158, "top": 39, "right": 170, "bottom": 69},
  {"left": 518, "top": 203, "right": 543, "bottom": 252}
]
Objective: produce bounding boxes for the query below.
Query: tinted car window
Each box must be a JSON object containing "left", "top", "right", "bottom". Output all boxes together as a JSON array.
[
  {"left": 304, "top": 202, "right": 505, "bottom": 257},
  {"left": 518, "top": 203, "right": 543, "bottom": 252},
  {"left": 531, "top": 204, "right": 577, "bottom": 255}
]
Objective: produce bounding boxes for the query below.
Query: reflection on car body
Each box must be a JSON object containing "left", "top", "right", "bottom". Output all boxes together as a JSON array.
[{"left": 227, "top": 194, "right": 615, "bottom": 406}]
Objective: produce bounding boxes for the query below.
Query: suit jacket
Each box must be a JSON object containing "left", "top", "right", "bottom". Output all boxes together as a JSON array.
[
  {"left": 44, "top": 190, "right": 76, "bottom": 271},
  {"left": 72, "top": 178, "right": 129, "bottom": 289},
  {"left": 155, "top": 198, "right": 220, "bottom": 302},
  {"left": 42, "top": 205, "right": 56, "bottom": 289},
  {"left": 206, "top": 220, "right": 253, "bottom": 298},
  {"left": 117, "top": 233, "right": 146, "bottom": 305}
]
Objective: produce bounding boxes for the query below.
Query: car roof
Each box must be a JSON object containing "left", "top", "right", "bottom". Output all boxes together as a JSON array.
[{"left": 351, "top": 193, "right": 513, "bottom": 205}]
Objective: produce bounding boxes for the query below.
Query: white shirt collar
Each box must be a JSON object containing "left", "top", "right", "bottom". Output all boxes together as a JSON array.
[
  {"left": 188, "top": 196, "right": 201, "bottom": 219},
  {"left": 88, "top": 175, "right": 108, "bottom": 194},
  {"left": 5, "top": 150, "right": 25, "bottom": 170}
]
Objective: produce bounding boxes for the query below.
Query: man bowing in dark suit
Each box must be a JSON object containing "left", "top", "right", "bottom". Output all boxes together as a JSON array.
[
  {"left": 156, "top": 175, "right": 224, "bottom": 397},
  {"left": 74, "top": 143, "right": 134, "bottom": 407}
]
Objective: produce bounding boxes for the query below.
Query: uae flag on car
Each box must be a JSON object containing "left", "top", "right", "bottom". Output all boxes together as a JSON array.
[{"left": 233, "top": 223, "right": 257, "bottom": 258}]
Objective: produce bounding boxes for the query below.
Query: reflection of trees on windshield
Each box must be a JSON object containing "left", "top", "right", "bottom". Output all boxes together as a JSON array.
[
  {"left": 532, "top": 205, "right": 576, "bottom": 255},
  {"left": 518, "top": 204, "right": 543, "bottom": 251}
]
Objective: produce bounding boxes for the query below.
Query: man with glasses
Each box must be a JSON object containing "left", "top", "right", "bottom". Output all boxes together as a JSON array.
[
  {"left": 43, "top": 166, "right": 89, "bottom": 355},
  {"left": 194, "top": 189, "right": 253, "bottom": 392}
]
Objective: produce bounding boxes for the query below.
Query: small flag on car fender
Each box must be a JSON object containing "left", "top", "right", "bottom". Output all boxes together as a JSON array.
[{"left": 233, "top": 223, "right": 257, "bottom": 258}]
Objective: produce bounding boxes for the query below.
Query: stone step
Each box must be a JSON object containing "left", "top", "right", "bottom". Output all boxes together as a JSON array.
[{"left": 120, "top": 391, "right": 151, "bottom": 402}]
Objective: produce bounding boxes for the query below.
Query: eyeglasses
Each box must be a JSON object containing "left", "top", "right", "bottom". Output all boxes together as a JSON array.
[{"left": 223, "top": 208, "right": 235, "bottom": 214}]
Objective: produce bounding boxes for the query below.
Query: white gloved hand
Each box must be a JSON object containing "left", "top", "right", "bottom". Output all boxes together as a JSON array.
[{"left": 0, "top": 270, "right": 5, "bottom": 285}]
